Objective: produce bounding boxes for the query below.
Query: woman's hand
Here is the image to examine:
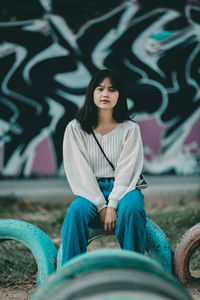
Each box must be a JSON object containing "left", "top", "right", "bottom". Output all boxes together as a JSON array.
[
  {"left": 104, "top": 207, "right": 117, "bottom": 235},
  {"left": 99, "top": 207, "right": 107, "bottom": 229}
]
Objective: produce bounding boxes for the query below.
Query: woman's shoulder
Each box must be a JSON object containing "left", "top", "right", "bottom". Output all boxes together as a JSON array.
[
  {"left": 64, "top": 119, "right": 85, "bottom": 137},
  {"left": 66, "top": 119, "right": 81, "bottom": 131},
  {"left": 122, "top": 119, "right": 140, "bottom": 131}
]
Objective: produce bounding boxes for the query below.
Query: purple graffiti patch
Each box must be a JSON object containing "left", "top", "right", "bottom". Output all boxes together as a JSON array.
[
  {"left": 31, "top": 137, "right": 56, "bottom": 175},
  {"left": 184, "top": 118, "right": 200, "bottom": 145},
  {"left": 138, "top": 118, "right": 165, "bottom": 158}
]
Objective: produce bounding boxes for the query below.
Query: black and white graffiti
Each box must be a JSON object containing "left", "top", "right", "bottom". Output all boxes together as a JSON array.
[{"left": 0, "top": 0, "right": 199, "bottom": 177}]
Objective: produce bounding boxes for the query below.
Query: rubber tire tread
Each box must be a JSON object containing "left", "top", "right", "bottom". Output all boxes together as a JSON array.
[
  {"left": 33, "top": 249, "right": 188, "bottom": 300},
  {"left": 36, "top": 268, "right": 191, "bottom": 300},
  {"left": 146, "top": 218, "right": 172, "bottom": 272}
]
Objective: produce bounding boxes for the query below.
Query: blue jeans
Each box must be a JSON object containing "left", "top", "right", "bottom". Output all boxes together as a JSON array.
[{"left": 61, "top": 179, "right": 146, "bottom": 264}]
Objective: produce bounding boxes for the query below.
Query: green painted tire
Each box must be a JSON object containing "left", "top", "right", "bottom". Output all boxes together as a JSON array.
[
  {"left": 0, "top": 219, "right": 57, "bottom": 286},
  {"left": 31, "top": 249, "right": 191, "bottom": 300},
  {"left": 146, "top": 218, "right": 172, "bottom": 272}
]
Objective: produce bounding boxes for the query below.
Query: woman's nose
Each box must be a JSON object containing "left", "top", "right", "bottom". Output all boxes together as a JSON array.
[{"left": 102, "top": 89, "right": 109, "bottom": 98}]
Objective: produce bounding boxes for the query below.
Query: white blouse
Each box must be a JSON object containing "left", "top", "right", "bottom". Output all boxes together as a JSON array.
[{"left": 63, "top": 119, "right": 144, "bottom": 212}]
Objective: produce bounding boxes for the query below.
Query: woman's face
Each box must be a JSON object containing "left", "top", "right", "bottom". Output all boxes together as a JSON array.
[{"left": 93, "top": 77, "right": 119, "bottom": 111}]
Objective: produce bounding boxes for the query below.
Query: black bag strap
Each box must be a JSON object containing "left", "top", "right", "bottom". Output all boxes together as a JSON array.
[
  {"left": 91, "top": 131, "right": 115, "bottom": 171},
  {"left": 91, "top": 131, "right": 148, "bottom": 189}
]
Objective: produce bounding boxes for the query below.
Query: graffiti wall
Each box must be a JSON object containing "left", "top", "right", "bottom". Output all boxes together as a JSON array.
[{"left": 0, "top": 0, "right": 200, "bottom": 177}]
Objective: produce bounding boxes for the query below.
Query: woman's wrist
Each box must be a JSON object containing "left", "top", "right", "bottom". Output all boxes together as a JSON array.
[
  {"left": 97, "top": 203, "right": 107, "bottom": 212},
  {"left": 107, "top": 199, "right": 118, "bottom": 209},
  {"left": 107, "top": 206, "right": 116, "bottom": 211}
]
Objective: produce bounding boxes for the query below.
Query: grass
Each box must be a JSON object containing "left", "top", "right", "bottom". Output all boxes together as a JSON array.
[
  {"left": 0, "top": 195, "right": 200, "bottom": 288},
  {"left": 0, "top": 241, "right": 37, "bottom": 287},
  {"left": 148, "top": 208, "right": 200, "bottom": 250}
]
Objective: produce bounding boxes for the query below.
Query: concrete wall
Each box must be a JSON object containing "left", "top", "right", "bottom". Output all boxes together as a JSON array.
[{"left": 0, "top": 0, "right": 200, "bottom": 177}]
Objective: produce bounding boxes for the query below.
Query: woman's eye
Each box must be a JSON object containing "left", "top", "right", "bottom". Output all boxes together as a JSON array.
[{"left": 110, "top": 88, "right": 116, "bottom": 92}]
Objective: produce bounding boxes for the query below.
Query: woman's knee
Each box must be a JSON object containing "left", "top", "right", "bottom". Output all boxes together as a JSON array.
[
  {"left": 118, "top": 190, "right": 146, "bottom": 217},
  {"left": 61, "top": 197, "right": 93, "bottom": 236},
  {"left": 68, "top": 197, "right": 91, "bottom": 218}
]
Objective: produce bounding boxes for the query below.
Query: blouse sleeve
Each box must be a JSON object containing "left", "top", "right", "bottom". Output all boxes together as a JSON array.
[
  {"left": 108, "top": 123, "right": 144, "bottom": 209},
  {"left": 63, "top": 121, "right": 107, "bottom": 212}
]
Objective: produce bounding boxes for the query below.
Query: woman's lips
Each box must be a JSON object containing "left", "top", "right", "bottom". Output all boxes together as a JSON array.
[{"left": 100, "top": 100, "right": 109, "bottom": 103}]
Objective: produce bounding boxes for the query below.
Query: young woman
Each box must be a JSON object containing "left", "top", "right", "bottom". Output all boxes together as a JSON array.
[{"left": 61, "top": 69, "right": 146, "bottom": 264}]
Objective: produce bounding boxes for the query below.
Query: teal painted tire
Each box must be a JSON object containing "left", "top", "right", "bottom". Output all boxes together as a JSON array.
[
  {"left": 32, "top": 269, "right": 190, "bottom": 300},
  {"left": 146, "top": 218, "right": 172, "bottom": 272},
  {"left": 57, "top": 218, "right": 172, "bottom": 273},
  {"left": 56, "top": 243, "right": 63, "bottom": 270},
  {"left": 0, "top": 219, "right": 57, "bottom": 286},
  {"left": 32, "top": 249, "right": 191, "bottom": 300}
]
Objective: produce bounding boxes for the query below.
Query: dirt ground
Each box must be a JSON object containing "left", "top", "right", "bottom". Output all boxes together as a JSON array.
[
  {"left": 0, "top": 285, "right": 34, "bottom": 300},
  {"left": 0, "top": 276, "right": 200, "bottom": 300},
  {"left": 0, "top": 237, "right": 199, "bottom": 300},
  {"left": 0, "top": 196, "right": 200, "bottom": 300}
]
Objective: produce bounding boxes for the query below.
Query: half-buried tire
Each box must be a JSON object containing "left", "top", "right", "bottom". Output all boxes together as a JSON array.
[
  {"left": 57, "top": 218, "right": 172, "bottom": 273},
  {"left": 174, "top": 223, "right": 200, "bottom": 284},
  {"left": 0, "top": 219, "right": 57, "bottom": 286},
  {"left": 32, "top": 249, "right": 191, "bottom": 300}
]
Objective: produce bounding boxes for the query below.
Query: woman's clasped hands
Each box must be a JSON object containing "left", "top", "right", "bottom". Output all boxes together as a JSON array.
[{"left": 99, "top": 207, "right": 117, "bottom": 235}]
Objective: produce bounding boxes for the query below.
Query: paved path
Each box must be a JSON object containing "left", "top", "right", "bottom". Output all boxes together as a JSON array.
[{"left": 0, "top": 176, "right": 199, "bottom": 206}]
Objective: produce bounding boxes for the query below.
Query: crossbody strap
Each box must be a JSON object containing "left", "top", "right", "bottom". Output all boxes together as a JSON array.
[
  {"left": 91, "top": 131, "right": 115, "bottom": 171},
  {"left": 91, "top": 131, "right": 148, "bottom": 189}
]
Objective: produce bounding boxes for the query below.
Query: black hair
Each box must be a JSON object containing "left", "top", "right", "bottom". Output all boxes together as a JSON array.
[{"left": 76, "top": 69, "right": 131, "bottom": 133}]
